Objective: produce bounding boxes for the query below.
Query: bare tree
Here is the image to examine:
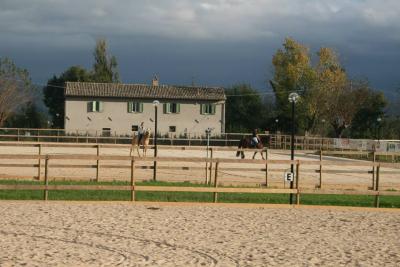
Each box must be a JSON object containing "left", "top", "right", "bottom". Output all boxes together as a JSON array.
[{"left": 0, "top": 58, "right": 33, "bottom": 126}]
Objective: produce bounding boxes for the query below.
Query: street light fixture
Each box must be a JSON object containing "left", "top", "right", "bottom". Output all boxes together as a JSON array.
[
  {"left": 288, "top": 92, "right": 299, "bottom": 204},
  {"left": 152, "top": 100, "right": 160, "bottom": 181}
]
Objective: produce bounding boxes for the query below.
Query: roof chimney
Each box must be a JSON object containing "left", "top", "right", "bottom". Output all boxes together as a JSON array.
[{"left": 152, "top": 75, "right": 159, "bottom": 86}]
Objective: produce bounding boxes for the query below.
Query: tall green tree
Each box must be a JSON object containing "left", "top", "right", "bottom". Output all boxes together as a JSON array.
[
  {"left": 44, "top": 38, "right": 120, "bottom": 127},
  {"left": 0, "top": 58, "right": 34, "bottom": 126},
  {"left": 314, "top": 48, "right": 352, "bottom": 137},
  {"left": 92, "top": 39, "right": 119, "bottom": 83},
  {"left": 270, "top": 38, "right": 316, "bottom": 133},
  {"left": 350, "top": 87, "right": 387, "bottom": 138},
  {"left": 270, "top": 38, "right": 388, "bottom": 138},
  {"left": 43, "top": 66, "right": 91, "bottom": 128},
  {"left": 225, "top": 84, "right": 266, "bottom": 132}
]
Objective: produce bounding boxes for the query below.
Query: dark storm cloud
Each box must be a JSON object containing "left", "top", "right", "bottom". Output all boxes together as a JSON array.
[{"left": 0, "top": 0, "right": 399, "bottom": 91}]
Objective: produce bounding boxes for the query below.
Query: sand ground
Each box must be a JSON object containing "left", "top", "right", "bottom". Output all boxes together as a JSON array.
[
  {"left": 0, "top": 143, "right": 399, "bottom": 190},
  {"left": 0, "top": 201, "right": 399, "bottom": 266}
]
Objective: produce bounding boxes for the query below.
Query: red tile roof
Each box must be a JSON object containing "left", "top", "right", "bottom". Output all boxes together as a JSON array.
[{"left": 65, "top": 82, "right": 226, "bottom": 101}]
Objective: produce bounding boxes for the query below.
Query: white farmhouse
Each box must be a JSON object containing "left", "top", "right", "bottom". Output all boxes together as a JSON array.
[{"left": 64, "top": 79, "right": 226, "bottom": 136}]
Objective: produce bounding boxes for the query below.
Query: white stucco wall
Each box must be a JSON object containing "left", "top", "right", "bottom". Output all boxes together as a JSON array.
[{"left": 65, "top": 97, "right": 225, "bottom": 136}]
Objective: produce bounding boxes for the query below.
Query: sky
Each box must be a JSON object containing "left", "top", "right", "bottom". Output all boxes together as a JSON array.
[{"left": 0, "top": 0, "right": 399, "bottom": 95}]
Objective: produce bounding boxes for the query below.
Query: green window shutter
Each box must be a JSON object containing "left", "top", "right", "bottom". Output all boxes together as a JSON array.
[
  {"left": 139, "top": 103, "right": 143, "bottom": 113},
  {"left": 164, "top": 103, "right": 171, "bottom": 114},
  {"left": 211, "top": 104, "right": 216, "bottom": 115},
  {"left": 176, "top": 103, "right": 180, "bottom": 113},
  {"left": 128, "top": 102, "right": 133, "bottom": 113},
  {"left": 98, "top": 101, "right": 103, "bottom": 112},
  {"left": 200, "top": 104, "right": 205, "bottom": 114}
]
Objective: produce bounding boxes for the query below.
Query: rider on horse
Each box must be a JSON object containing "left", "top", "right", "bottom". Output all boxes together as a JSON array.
[{"left": 251, "top": 129, "right": 260, "bottom": 148}]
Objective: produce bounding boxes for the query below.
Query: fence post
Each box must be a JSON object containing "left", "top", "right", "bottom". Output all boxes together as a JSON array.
[
  {"left": 96, "top": 145, "right": 100, "bottom": 182},
  {"left": 37, "top": 144, "right": 42, "bottom": 180},
  {"left": 209, "top": 148, "right": 213, "bottom": 185},
  {"left": 76, "top": 130, "right": 79, "bottom": 143},
  {"left": 213, "top": 161, "right": 220, "bottom": 203},
  {"left": 265, "top": 149, "right": 268, "bottom": 187},
  {"left": 319, "top": 149, "right": 323, "bottom": 189},
  {"left": 17, "top": 129, "right": 20, "bottom": 141},
  {"left": 374, "top": 164, "right": 380, "bottom": 208},
  {"left": 131, "top": 157, "right": 135, "bottom": 202},
  {"left": 296, "top": 161, "right": 300, "bottom": 205},
  {"left": 371, "top": 151, "right": 376, "bottom": 190},
  {"left": 44, "top": 156, "right": 49, "bottom": 201}
]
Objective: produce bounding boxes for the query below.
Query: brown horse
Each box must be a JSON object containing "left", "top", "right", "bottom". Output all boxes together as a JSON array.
[
  {"left": 236, "top": 137, "right": 265, "bottom": 159},
  {"left": 130, "top": 129, "right": 151, "bottom": 157}
]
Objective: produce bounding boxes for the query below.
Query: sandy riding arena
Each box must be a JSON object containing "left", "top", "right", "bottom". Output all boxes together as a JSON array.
[{"left": 0, "top": 201, "right": 399, "bottom": 266}]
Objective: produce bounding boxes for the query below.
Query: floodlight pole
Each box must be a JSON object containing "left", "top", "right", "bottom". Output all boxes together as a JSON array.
[
  {"left": 206, "top": 128, "right": 210, "bottom": 184},
  {"left": 290, "top": 101, "right": 295, "bottom": 204},
  {"left": 288, "top": 92, "right": 299, "bottom": 205}
]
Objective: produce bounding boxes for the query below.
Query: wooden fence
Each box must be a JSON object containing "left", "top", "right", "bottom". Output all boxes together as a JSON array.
[
  {"left": 0, "top": 141, "right": 399, "bottom": 185},
  {"left": 0, "top": 146, "right": 399, "bottom": 207}
]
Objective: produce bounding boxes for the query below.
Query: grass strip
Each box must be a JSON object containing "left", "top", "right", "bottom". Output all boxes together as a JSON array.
[{"left": 0, "top": 179, "right": 399, "bottom": 208}]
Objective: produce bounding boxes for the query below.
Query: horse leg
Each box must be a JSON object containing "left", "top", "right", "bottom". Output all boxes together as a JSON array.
[
  {"left": 130, "top": 139, "right": 134, "bottom": 156},
  {"left": 136, "top": 141, "right": 141, "bottom": 157},
  {"left": 236, "top": 145, "right": 241, "bottom": 157},
  {"left": 252, "top": 151, "right": 257, "bottom": 159},
  {"left": 241, "top": 151, "right": 245, "bottom": 159}
]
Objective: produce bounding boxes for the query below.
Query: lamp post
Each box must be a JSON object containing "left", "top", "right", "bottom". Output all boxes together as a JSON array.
[
  {"left": 275, "top": 118, "right": 279, "bottom": 134},
  {"left": 288, "top": 92, "right": 299, "bottom": 204},
  {"left": 152, "top": 100, "right": 160, "bottom": 181},
  {"left": 205, "top": 128, "right": 213, "bottom": 184}
]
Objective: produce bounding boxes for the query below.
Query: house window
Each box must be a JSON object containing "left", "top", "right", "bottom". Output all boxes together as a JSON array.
[
  {"left": 169, "top": 126, "right": 176, "bottom": 132},
  {"left": 132, "top": 125, "right": 138, "bottom": 131},
  {"left": 164, "top": 103, "right": 180, "bottom": 114},
  {"left": 102, "top": 128, "right": 111, "bottom": 137},
  {"left": 128, "top": 102, "right": 143, "bottom": 113},
  {"left": 200, "top": 104, "right": 216, "bottom": 115},
  {"left": 88, "top": 101, "right": 103, "bottom": 112}
]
